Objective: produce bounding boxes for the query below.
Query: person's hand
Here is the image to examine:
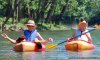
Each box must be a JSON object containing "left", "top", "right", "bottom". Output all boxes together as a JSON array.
[
  {"left": 66, "top": 38, "right": 70, "bottom": 40},
  {"left": 66, "top": 38, "right": 75, "bottom": 42},
  {"left": 82, "top": 32, "right": 86, "bottom": 35},
  {"left": 48, "top": 38, "right": 53, "bottom": 42},
  {"left": 66, "top": 38, "right": 71, "bottom": 42},
  {"left": 1, "top": 33, "right": 8, "bottom": 38}
]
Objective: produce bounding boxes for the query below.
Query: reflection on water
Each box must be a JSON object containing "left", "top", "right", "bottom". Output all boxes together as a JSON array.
[
  {"left": 22, "top": 52, "right": 46, "bottom": 60},
  {"left": 0, "top": 49, "right": 100, "bottom": 60},
  {"left": 0, "top": 30, "right": 100, "bottom": 60},
  {"left": 67, "top": 50, "right": 95, "bottom": 60}
]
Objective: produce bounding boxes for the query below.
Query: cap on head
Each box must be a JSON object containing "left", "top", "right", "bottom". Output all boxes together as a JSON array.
[{"left": 26, "top": 20, "right": 36, "bottom": 26}]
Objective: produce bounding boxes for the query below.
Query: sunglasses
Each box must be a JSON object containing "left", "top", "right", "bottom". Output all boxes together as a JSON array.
[{"left": 27, "top": 25, "right": 35, "bottom": 27}]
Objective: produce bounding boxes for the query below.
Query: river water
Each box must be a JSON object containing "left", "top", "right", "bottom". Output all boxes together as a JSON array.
[{"left": 0, "top": 29, "right": 100, "bottom": 60}]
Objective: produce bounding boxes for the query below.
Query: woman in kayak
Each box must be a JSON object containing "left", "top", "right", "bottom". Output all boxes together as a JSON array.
[
  {"left": 67, "top": 20, "right": 92, "bottom": 44},
  {"left": 1, "top": 20, "right": 53, "bottom": 44},
  {"left": 23, "top": 20, "right": 53, "bottom": 44},
  {"left": 1, "top": 20, "right": 53, "bottom": 50}
]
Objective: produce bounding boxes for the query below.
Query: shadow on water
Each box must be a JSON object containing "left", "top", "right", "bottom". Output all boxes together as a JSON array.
[{"left": 0, "top": 29, "right": 100, "bottom": 60}]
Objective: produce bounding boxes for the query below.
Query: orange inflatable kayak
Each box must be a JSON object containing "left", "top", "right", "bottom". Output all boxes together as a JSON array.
[
  {"left": 65, "top": 40, "right": 95, "bottom": 51},
  {"left": 13, "top": 42, "right": 45, "bottom": 52}
]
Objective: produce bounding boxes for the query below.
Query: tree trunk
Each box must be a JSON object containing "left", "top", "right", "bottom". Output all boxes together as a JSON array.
[
  {"left": 45, "top": 0, "right": 57, "bottom": 23},
  {"left": 2, "top": 0, "right": 12, "bottom": 31}
]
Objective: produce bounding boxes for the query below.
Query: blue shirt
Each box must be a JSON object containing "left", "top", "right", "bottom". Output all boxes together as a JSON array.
[
  {"left": 24, "top": 29, "right": 38, "bottom": 42},
  {"left": 75, "top": 29, "right": 82, "bottom": 37}
]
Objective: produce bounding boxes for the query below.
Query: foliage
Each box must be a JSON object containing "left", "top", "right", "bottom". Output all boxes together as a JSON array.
[{"left": 0, "top": 0, "right": 100, "bottom": 31}]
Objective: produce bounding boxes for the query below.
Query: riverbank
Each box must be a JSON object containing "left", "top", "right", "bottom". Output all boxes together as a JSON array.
[
  {"left": 1, "top": 22, "right": 95, "bottom": 32},
  {"left": 1, "top": 23, "right": 72, "bottom": 31},
  {"left": 37, "top": 23, "right": 71, "bottom": 30}
]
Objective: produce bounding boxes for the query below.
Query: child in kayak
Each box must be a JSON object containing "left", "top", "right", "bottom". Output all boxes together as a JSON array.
[{"left": 67, "top": 20, "right": 92, "bottom": 44}]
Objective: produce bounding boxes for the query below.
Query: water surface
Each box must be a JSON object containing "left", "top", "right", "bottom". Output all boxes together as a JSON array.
[{"left": 0, "top": 29, "right": 100, "bottom": 60}]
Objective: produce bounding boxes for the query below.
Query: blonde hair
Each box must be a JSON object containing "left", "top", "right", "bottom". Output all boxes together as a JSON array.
[{"left": 78, "top": 20, "right": 88, "bottom": 28}]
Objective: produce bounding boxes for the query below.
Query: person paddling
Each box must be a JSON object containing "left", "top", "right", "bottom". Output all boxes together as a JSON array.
[{"left": 67, "top": 20, "right": 92, "bottom": 44}]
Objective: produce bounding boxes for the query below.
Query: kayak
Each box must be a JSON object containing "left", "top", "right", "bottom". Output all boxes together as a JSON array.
[
  {"left": 95, "top": 25, "right": 100, "bottom": 29},
  {"left": 13, "top": 42, "right": 45, "bottom": 52},
  {"left": 65, "top": 40, "right": 95, "bottom": 51}
]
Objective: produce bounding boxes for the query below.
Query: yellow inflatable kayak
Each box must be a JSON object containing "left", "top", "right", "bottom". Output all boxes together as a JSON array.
[
  {"left": 65, "top": 40, "right": 95, "bottom": 51},
  {"left": 13, "top": 42, "right": 45, "bottom": 52},
  {"left": 94, "top": 25, "right": 100, "bottom": 29}
]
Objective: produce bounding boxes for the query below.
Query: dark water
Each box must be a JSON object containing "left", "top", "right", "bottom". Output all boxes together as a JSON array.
[{"left": 0, "top": 29, "right": 100, "bottom": 60}]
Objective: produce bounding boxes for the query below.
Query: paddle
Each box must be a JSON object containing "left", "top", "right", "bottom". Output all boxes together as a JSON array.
[{"left": 46, "top": 28, "right": 96, "bottom": 50}]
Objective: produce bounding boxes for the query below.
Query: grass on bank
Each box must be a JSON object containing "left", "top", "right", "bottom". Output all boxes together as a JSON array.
[
  {"left": 0, "top": 18, "right": 71, "bottom": 31},
  {"left": 4, "top": 23, "right": 71, "bottom": 31}
]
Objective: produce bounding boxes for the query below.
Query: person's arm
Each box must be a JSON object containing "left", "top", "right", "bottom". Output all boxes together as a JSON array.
[
  {"left": 70, "top": 32, "right": 76, "bottom": 40},
  {"left": 85, "top": 33, "right": 92, "bottom": 43},
  {"left": 34, "top": 38, "right": 53, "bottom": 45},
  {"left": 37, "top": 32, "right": 44, "bottom": 40},
  {"left": 72, "top": 32, "right": 76, "bottom": 37},
  {"left": 41, "top": 38, "right": 53, "bottom": 45},
  {"left": 1, "top": 33, "right": 16, "bottom": 44},
  {"left": 35, "top": 32, "right": 53, "bottom": 44}
]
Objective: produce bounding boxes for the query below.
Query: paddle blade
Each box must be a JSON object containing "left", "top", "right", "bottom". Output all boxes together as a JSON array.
[{"left": 46, "top": 44, "right": 57, "bottom": 50}]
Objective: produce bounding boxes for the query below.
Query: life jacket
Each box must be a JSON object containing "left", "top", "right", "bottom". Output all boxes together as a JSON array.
[
  {"left": 75, "top": 29, "right": 90, "bottom": 42},
  {"left": 24, "top": 30, "right": 38, "bottom": 42}
]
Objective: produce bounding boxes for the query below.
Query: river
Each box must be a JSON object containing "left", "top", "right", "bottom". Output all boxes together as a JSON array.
[{"left": 0, "top": 29, "right": 100, "bottom": 60}]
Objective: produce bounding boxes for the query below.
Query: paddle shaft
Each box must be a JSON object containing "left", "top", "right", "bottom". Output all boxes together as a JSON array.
[{"left": 57, "top": 28, "right": 95, "bottom": 45}]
